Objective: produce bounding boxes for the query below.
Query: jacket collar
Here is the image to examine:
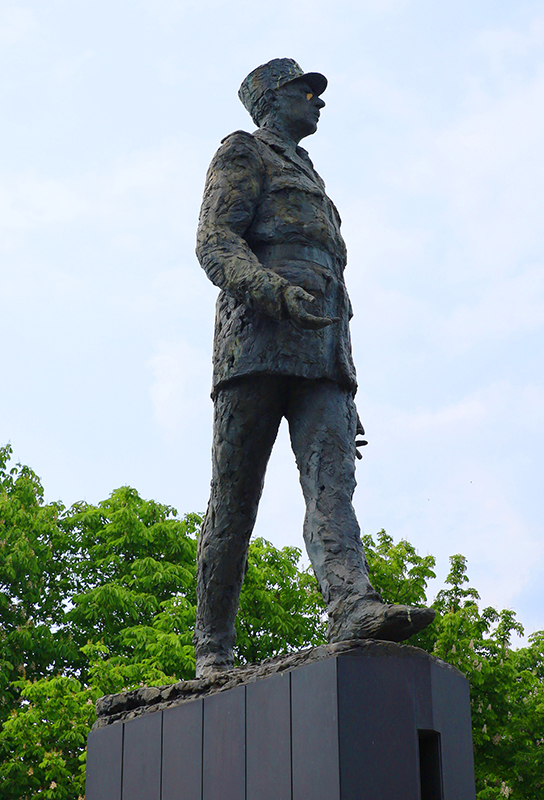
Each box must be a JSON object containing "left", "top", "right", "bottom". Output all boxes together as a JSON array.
[{"left": 253, "top": 128, "right": 324, "bottom": 189}]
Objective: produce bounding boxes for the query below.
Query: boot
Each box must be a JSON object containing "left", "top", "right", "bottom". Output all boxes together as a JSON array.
[
  {"left": 195, "top": 649, "right": 234, "bottom": 679},
  {"left": 193, "top": 627, "right": 235, "bottom": 679},
  {"left": 328, "top": 593, "right": 435, "bottom": 644}
]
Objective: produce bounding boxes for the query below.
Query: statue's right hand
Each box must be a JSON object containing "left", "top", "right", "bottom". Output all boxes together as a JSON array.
[{"left": 283, "top": 285, "right": 339, "bottom": 330}]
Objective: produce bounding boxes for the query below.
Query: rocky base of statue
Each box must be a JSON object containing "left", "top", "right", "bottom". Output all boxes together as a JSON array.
[
  {"left": 92, "top": 639, "right": 420, "bottom": 730},
  {"left": 92, "top": 638, "right": 433, "bottom": 729},
  {"left": 86, "top": 639, "right": 476, "bottom": 800}
]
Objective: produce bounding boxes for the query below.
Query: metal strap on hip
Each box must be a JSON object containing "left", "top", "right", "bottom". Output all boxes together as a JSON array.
[{"left": 253, "top": 244, "right": 336, "bottom": 269}]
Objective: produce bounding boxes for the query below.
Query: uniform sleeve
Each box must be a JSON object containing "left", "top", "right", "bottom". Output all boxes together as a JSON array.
[{"left": 196, "top": 133, "right": 291, "bottom": 320}]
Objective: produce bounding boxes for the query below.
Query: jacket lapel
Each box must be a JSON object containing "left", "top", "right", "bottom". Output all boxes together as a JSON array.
[{"left": 253, "top": 129, "right": 326, "bottom": 191}]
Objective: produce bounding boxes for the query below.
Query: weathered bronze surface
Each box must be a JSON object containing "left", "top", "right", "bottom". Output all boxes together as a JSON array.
[{"left": 194, "top": 58, "right": 434, "bottom": 678}]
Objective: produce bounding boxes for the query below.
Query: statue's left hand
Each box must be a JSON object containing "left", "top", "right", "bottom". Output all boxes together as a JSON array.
[{"left": 283, "top": 285, "right": 340, "bottom": 330}]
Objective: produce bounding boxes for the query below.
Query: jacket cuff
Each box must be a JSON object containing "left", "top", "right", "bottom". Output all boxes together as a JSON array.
[{"left": 243, "top": 269, "right": 291, "bottom": 320}]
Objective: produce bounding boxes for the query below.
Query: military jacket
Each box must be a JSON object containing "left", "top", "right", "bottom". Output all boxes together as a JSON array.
[{"left": 196, "top": 127, "right": 357, "bottom": 397}]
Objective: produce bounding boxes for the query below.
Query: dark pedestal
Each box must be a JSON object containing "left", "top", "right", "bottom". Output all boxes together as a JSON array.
[{"left": 86, "top": 645, "right": 476, "bottom": 800}]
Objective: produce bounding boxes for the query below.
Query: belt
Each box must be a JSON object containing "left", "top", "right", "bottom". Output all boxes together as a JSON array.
[{"left": 253, "top": 243, "right": 336, "bottom": 270}]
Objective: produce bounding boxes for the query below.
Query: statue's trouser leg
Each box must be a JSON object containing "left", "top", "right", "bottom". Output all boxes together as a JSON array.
[
  {"left": 194, "top": 376, "right": 285, "bottom": 665},
  {"left": 287, "top": 379, "right": 378, "bottom": 616}
]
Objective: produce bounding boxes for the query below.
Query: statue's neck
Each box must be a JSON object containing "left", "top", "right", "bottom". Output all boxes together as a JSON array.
[{"left": 261, "top": 120, "right": 300, "bottom": 150}]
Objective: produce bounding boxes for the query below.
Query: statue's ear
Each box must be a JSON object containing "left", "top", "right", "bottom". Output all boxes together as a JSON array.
[
  {"left": 255, "top": 87, "right": 279, "bottom": 127},
  {"left": 263, "top": 87, "right": 278, "bottom": 108}
]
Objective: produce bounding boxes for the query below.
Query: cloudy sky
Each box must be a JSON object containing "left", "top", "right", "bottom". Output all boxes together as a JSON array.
[{"left": 1, "top": 0, "right": 543, "bottom": 641}]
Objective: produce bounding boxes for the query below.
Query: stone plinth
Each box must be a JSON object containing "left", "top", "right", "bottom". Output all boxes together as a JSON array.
[{"left": 86, "top": 640, "right": 476, "bottom": 800}]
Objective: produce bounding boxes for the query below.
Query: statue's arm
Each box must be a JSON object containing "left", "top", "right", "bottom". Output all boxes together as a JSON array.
[
  {"left": 197, "top": 133, "right": 339, "bottom": 329},
  {"left": 196, "top": 133, "right": 290, "bottom": 320}
]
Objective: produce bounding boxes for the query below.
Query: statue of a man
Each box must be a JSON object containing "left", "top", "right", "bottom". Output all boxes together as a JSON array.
[{"left": 194, "top": 58, "right": 434, "bottom": 677}]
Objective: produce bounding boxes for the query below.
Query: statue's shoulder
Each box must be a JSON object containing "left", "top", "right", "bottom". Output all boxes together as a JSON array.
[
  {"left": 217, "top": 130, "right": 262, "bottom": 155},
  {"left": 220, "top": 129, "right": 255, "bottom": 145},
  {"left": 211, "top": 130, "right": 265, "bottom": 173}
]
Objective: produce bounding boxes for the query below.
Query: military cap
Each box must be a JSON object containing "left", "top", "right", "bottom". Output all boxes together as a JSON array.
[{"left": 238, "top": 58, "right": 327, "bottom": 118}]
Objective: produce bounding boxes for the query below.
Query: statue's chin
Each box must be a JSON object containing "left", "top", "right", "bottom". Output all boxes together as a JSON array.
[{"left": 299, "top": 121, "right": 318, "bottom": 140}]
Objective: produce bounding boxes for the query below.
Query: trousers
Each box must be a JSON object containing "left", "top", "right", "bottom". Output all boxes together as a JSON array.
[{"left": 194, "top": 374, "right": 374, "bottom": 659}]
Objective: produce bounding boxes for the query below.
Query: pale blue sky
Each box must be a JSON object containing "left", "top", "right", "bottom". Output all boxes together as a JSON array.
[{"left": 1, "top": 0, "right": 543, "bottom": 641}]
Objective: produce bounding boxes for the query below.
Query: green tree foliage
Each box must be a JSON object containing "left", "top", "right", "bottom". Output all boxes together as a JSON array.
[
  {"left": 428, "top": 557, "right": 543, "bottom": 799},
  {"left": 64, "top": 488, "right": 200, "bottom": 681},
  {"left": 0, "top": 675, "right": 97, "bottom": 800},
  {"left": 0, "top": 447, "right": 542, "bottom": 799},
  {"left": 0, "top": 447, "right": 326, "bottom": 798},
  {"left": 0, "top": 445, "right": 77, "bottom": 721},
  {"left": 235, "top": 537, "right": 326, "bottom": 664}
]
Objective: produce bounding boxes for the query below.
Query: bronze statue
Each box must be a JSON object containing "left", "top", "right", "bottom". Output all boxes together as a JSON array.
[{"left": 194, "top": 58, "right": 434, "bottom": 677}]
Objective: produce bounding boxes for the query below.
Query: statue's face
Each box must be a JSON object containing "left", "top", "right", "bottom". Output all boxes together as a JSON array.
[{"left": 273, "top": 79, "right": 326, "bottom": 140}]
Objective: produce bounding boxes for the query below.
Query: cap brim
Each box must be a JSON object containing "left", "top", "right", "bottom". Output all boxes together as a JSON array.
[
  {"left": 281, "top": 71, "right": 328, "bottom": 96},
  {"left": 303, "top": 72, "right": 328, "bottom": 95}
]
